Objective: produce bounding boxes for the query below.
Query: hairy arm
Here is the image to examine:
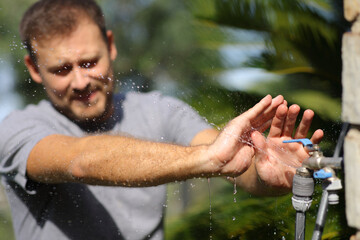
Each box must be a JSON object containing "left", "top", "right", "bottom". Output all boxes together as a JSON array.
[{"left": 27, "top": 134, "right": 214, "bottom": 187}]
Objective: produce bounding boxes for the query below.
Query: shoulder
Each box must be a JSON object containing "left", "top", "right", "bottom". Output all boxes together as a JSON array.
[
  {"left": 1, "top": 100, "right": 52, "bottom": 126},
  {"left": 123, "top": 90, "right": 175, "bottom": 102},
  {"left": 120, "top": 91, "right": 189, "bottom": 109},
  {"left": 0, "top": 100, "right": 55, "bottom": 142},
  {"left": 0, "top": 99, "right": 80, "bottom": 139}
]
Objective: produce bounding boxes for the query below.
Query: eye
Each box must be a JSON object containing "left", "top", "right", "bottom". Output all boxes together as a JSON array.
[
  {"left": 52, "top": 65, "right": 72, "bottom": 76},
  {"left": 80, "top": 59, "right": 97, "bottom": 69}
]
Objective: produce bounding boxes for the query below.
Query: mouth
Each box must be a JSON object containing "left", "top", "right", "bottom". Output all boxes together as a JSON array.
[{"left": 72, "top": 90, "right": 98, "bottom": 102}]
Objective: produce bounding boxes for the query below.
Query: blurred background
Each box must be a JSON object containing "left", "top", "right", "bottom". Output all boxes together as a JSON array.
[{"left": 0, "top": 0, "right": 354, "bottom": 239}]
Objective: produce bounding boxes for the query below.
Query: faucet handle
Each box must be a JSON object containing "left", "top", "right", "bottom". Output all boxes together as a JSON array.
[
  {"left": 283, "top": 138, "right": 319, "bottom": 153},
  {"left": 283, "top": 138, "right": 319, "bottom": 152},
  {"left": 283, "top": 138, "right": 313, "bottom": 147},
  {"left": 313, "top": 169, "right": 333, "bottom": 179}
]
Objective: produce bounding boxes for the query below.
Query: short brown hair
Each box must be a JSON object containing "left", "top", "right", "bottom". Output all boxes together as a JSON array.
[{"left": 20, "top": 0, "right": 108, "bottom": 63}]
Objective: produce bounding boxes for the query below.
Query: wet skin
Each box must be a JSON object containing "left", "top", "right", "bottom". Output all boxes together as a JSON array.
[{"left": 251, "top": 103, "right": 324, "bottom": 191}]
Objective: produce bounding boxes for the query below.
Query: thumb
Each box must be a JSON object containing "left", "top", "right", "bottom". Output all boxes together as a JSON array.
[{"left": 251, "top": 131, "right": 267, "bottom": 162}]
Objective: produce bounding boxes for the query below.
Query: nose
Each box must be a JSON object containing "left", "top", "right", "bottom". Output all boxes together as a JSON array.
[{"left": 71, "top": 67, "right": 91, "bottom": 90}]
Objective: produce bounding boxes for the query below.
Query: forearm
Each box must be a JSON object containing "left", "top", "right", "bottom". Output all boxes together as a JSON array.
[
  {"left": 28, "top": 134, "right": 216, "bottom": 187},
  {"left": 73, "top": 135, "right": 216, "bottom": 186}
]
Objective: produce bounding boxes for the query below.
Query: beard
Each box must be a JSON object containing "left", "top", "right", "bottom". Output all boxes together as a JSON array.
[{"left": 48, "top": 78, "right": 115, "bottom": 127}]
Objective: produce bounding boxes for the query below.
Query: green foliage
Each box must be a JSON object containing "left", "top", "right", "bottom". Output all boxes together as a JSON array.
[
  {"left": 186, "top": 86, "right": 263, "bottom": 127},
  {"left": 0, "top": 189, "right": 15, "bottom": 240},
  {"left": 246, "top": 74, "right": 343, "bottom": 155},
  {"left": 0, "top": 211, "right": 14, "bottom": 240},
  {"left": 179, "top": 0, "right": 348, "bottom": 159},
  {"left": 101, "top": 0, "right": 225, "bottom": 94},
  {"left": 0, "top": 0, "right": 45, "bottom": 105},
  {"left": 165, "top": 1, "right": 353, "bottom": 239},
  {"left": 166, "top": 180, "right": 354, "bottom": 240},
  {"left": 189, "top": 0, "right": 347, "bottom": 100}
]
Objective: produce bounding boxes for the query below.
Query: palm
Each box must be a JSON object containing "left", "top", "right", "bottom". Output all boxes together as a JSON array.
[
  {"left": 254, "top": 136, "right": 309, "bottom": 189},
  {"left": 250, "top": 104, "right": 323, "bottom": 191}
]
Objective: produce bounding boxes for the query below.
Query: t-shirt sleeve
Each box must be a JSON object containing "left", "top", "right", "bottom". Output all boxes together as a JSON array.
[
  {"left": 0, "top": 112, "right": 57, "bottom": 194},
  {"left": 156, "top": 93, "right": 212, "bottom": 146}
]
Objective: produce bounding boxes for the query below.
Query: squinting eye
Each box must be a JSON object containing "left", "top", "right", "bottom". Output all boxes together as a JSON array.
[
  {"left": 53, "top": 66, "right": 71, "bottom": 76},
  {"left": 81, "top": 61, "right": 97, "bottom": 69}
]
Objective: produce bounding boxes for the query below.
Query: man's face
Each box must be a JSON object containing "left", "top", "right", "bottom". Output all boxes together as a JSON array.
[{"left": 27, "top": 19, "right": 117, "bottom": 123}]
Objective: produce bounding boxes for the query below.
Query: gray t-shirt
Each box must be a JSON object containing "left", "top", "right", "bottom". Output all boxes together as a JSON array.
[{"left": 0, "top": 91, "right": 210, "bottom": 240}]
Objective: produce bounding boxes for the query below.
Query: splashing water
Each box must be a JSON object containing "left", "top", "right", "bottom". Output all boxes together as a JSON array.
[
  {"left": 209, "top": 122, "right": 222, "bottom": 131},
  {"left": 233, "top": 177, "right": 237, "bottom": 203},
  {"left": 207, "top": 178, "right": 212, "bottom": 240},
  {"left": 232, "top": 177, "right": 237, "bottom": 221},
  {"left": 220, "top": 125, "right": 301, "bottom": 169}
]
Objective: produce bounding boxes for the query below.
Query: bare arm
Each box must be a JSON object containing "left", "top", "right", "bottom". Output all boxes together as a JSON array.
[
  {"left": 27, "top": 95, "right": 284, "bottom": 188},
  {"left": 27, "top": 134, "right": 212, "bottom": 186}
]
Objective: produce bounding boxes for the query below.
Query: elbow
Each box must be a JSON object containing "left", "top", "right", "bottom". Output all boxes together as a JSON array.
[
  {"left": 69, "top": 157, "right": 88, "bottom": 181},
  {"left": 68, "top": 154, "right": 110, "bottom": 185}
]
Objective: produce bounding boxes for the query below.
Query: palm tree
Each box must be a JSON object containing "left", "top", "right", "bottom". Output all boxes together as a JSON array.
[
  {"left": 165, "top": 1, "right": 354, "bottom": 239},
  {"left": 187, "top": 0, "right": 350, "bottom": 151}
]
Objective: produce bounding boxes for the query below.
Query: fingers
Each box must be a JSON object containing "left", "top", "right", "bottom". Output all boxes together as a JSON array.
[
  {"left": 294, "top": 109, "right": 314, "bottom": 139},
  {"left": 310, "top": 129, "right": 324, "bottom": 144},
  {"left": 282, "top": 105, "right": 300, "bottom": 137},
  {"left": 246, "top": 95, "right": 284, "bottom": 128},
  {"left": 250, "top": 131, "right": 267, "bottom": 160},
  {"left": 230, "top": 94, "right": 285, "bottom": 138},
  {"left": 222, "top": 95, "right": 275, "bottom": 144},
  {"left": 268, "top": 104, "right": 288, "bottom": 137},
  {"left": 260, "top": 95, "right": 285, "bottom": 119},
  {"left": 267, "top": 103, "right": 322, "bottom": 142},
  {"left": 257, "top": 119, "right": 273, "bottom": 133},
  {"left": 241, "top": 95, "right": 272, "bottom": 121}
]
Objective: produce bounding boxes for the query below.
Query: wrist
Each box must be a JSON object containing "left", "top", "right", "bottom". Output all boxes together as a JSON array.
[{"left": 192, "top": 145, "right": 221, "bottom": 178}]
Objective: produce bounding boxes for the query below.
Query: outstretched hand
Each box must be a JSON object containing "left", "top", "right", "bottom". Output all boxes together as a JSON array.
[
  {"left": 208, "top": 95, "right": 285, "bottom": 177},
  {"left": 251, "top": 103, "right": 324, "bottom": 192}
]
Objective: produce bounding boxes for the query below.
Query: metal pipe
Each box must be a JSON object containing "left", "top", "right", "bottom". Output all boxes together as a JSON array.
[
  {"left": 309, "top": 123, "right": 348, "bottom": 240},
  {"left": 295, "top": 211, "right": 306, "bottom": 240},
  {"left": 302, "top": 157, "right": 342, "bottom": 170},
  {"left": 311, "top": 190, "right": 329, "bottom": 240},
  {"left": 292, "top": 168, "right": 314, "bottom": 240}
]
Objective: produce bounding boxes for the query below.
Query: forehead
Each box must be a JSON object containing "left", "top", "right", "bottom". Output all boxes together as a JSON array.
[{"left": 33, "top": 20, "right": 107, "bottom": 65}]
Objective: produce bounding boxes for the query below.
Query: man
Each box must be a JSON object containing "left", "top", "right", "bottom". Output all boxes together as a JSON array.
[{"left": 0, "top": 0, "right": 323, "bottom": 239}]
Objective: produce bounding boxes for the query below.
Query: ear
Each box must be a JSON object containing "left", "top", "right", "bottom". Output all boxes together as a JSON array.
[
  {"left": 24, "top": 55, "right": 43, "bottom": 84},
  {"left": 106, "top": 30, "right": 117, "bottom": 61}
]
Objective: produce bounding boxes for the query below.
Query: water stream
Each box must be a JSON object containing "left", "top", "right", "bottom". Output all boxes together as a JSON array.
[{"left": 207, "top": 178, "right": 213, "bottom": 240}]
